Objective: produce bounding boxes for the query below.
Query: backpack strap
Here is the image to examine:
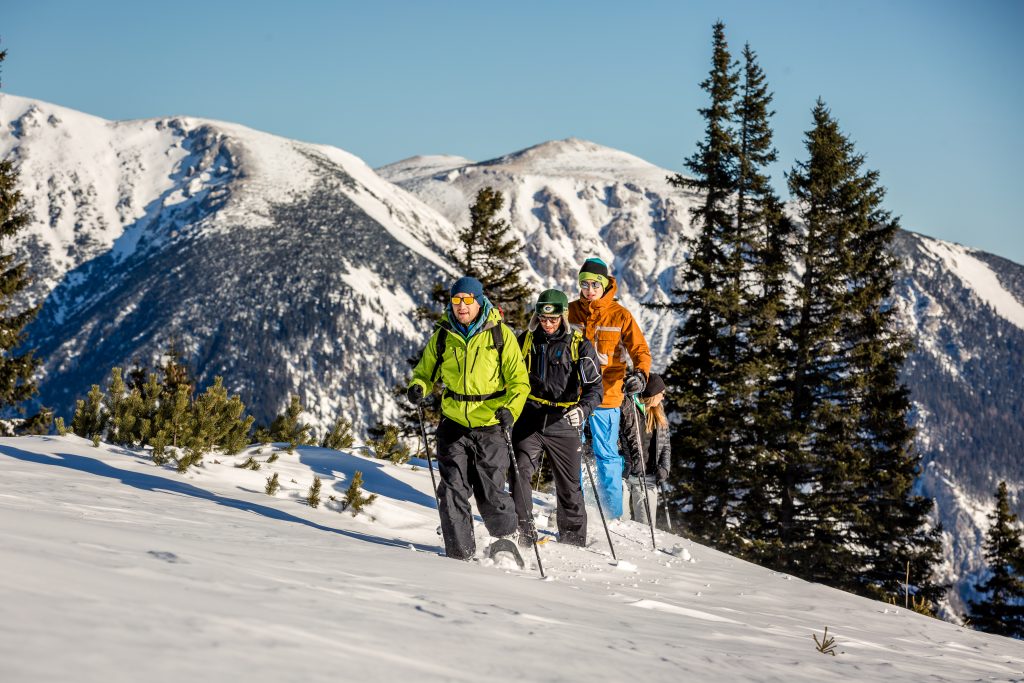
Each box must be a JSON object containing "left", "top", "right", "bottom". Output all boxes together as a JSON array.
[
  {"left": 492, "top": 324, "right": 504, "bottom": 370},
  {"left": 519, "top": 330, "right": 534, "bottom": 373},
  {"left": 429, "top": 327, "right": 448, "bottom": 384}
]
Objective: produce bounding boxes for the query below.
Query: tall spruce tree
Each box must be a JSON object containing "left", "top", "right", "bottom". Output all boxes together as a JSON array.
[
  {"left": 782, "top": 100, "right": 941, "bottom": 602},
  {"left": 663, "top": 20, "right": 742, "bottom": 545},
  {"left": 0, "top": 47, "right": 48, "bottom": 435},
  {"left": 970, "top": 482, "right": 1024, "bottom": 638},
  {"left": 728, "top": 44, "right": 797, "bottom": 559}
]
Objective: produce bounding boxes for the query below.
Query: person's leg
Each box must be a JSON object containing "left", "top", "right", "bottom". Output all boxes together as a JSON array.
[
  {"left": 587, "top": 407, "right": 623, "bottom": 519},
  {"left": 468, "top": 426, "right": 518, "bottom": 538},
  {"left": 510, "top": 426, "right": 544, "bottom": 537},
  {"left": 434, "top": 419, "right": 477, "bottom": 560},
  {"left": 624, "top": 475, "right": 647, "bottom": 523},
  {"left": 545, "top": 422, "right": 587, "bottom": 544}
]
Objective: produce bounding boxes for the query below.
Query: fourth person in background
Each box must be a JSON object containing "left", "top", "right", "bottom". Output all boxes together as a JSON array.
[{"left": 618, "top": 373, "right": 671, "bottom": 524}]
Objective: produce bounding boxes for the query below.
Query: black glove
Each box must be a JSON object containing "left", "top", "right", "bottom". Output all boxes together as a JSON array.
[
  {"left": 495, "top": 407, "right": 515, "bottom": 432},
  {"left": 623, "top": 370, "right": 647, "bottom": 395},
  {"left": 407, "top": 384, "right": 425, "bottom": 406},
  {"left": 656, "top": 466, "right": 669, "bottom": 485}
]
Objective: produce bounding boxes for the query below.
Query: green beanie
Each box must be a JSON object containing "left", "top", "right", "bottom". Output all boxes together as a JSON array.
[{"left": 535, "top": 289, "right": 569, "bottom": 315}]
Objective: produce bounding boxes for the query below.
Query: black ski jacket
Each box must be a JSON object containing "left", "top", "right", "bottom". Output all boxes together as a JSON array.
[
  {"left": 517, "top": 323, "right": 603, "bottom": 418},
  {"left": 619, "top": 399, "right": 671, "bottom": 479}
]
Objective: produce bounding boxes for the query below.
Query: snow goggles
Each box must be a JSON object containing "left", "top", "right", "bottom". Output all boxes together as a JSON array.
[
  {"left": 538, "top": 315, "right": 562, "bottom": 324},
  {"left": 451, "top": 295, "right": 477, "bottom": 305},
  {"left": 579, "top": 281, "right": 603, "bottom": 290}
]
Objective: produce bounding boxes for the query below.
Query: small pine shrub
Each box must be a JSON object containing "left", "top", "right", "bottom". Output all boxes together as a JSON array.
[
  {"left": 267, "top": 452, "right": 279, "bottom": 464},
  {"left": 237, "top": 456, "right": 261, "bottom": 471},
  {"left": 813, "top": 627, "right": 837, "bottom": 656},
  {"left": 363, "top": 424, "right": 410, "bottom": 463},
  {"left": 343, "top": 471, "right": 378, "bottom": 516},
  {"left": 322, "top": 417, "right": 355, "bottom": 451},
  {"left": 72, "top": 385, "right": 107, "bottom": 439},
  {"left": 55, "top": 417, "right": 67, "bottom": 436},
  {"left": 151, "top": 430, "right": 170, "bottom": 465},
  {"left": 307, "top": 476, "right": 322, "bottom": 509},
  {"left": 265, "top": 472, "right": 280, "bottom": 495},
  {"left": 268, "top": 395, "right": 315, "bottom": 452}
]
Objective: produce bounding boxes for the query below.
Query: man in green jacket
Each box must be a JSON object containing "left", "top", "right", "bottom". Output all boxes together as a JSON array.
[{"left": 408, "top": 276, "right": 530, "bottom": 561}]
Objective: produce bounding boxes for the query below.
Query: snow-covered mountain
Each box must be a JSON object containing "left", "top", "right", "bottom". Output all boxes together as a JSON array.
[
  {"left": 1, "top": 93, "right": 460, "bottom": 432},
  {"left": 3, "top": 95, "right": 1022, "bottom": 615},
  {"left": 3, "top": 434, "right": 1022, "bottom": 682}
]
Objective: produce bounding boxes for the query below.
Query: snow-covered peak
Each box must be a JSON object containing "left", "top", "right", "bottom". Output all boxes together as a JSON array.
[
  {"left": 375, "top": 154, "right": 474, "bottom": 183},
  {"left": 913, "top": 234, "right": 1024, "bottom": 332},
  {"left": 479, "top": 137, "right": 669, "bottom": 179},
  {"left": 1, "top": 94, "right": 459, "bottom": 299}
]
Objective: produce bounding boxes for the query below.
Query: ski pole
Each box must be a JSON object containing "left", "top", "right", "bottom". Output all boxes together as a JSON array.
[
  {"left": 578, "top": 424, "right": 617, "bottom": 561},
  {"left": 660, "top": 483, "right": 673, "bottom": 530},
  {"left": 532, "top": 449, "right": 547, "bottom": 492},
  {"left": 503, "top": 427, "right": 545, "bottom": 578},
  {"left": 415, "top": 404, "right": 440, "bottom": 507},
  {"left": 630, "top": 396, "right": 657, "bottom": 550}
]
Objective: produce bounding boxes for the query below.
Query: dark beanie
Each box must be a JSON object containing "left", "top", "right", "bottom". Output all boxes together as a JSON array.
[
  {"left": 641, "top": 372, "right": 666, "bottom": 398},
  {"left": 450, "top": 276, "right": 484, "bottom": 300},
  {"left": 579, "top": 257, "right": 609, "bottom": 279}
]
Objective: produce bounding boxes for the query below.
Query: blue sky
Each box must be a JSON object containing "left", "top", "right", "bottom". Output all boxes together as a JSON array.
[{"left": 4, "top": 0, "right": 1023, "bottom": 263}]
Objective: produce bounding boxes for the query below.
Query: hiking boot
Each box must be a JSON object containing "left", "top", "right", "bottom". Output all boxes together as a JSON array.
[
  {"left": 517, "top": 523, "right": 537, "bottom": 548},
  {"left": 558, "top": 530, "right": 587, "bottom": 547}
]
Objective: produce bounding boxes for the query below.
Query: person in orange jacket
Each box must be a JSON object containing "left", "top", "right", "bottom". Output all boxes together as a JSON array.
[{"left": 567, "top": 257, "right": 652, "bottom": 519}]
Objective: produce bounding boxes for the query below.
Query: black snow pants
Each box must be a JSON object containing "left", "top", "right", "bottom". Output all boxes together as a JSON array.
[
  {"left": 435, "top": 418, "right": 518, "bottom": 561},
  {"left": 510, "top": 404, "right": 587, "bottom": 545}
]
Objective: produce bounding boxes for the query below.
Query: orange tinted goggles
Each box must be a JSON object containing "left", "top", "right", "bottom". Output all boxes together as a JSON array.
[{"left": 451, "top": 295, "right": 477, "bottom": 305}]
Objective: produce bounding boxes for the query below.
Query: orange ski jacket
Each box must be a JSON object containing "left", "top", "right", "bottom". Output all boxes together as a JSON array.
[{"left": 567, "top": 276, "right": 652, "bottom": 409}]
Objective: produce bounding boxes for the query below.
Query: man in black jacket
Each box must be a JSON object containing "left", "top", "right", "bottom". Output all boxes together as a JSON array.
[{"left": 510, "top": 289, "right": 604, "bottom": 547}]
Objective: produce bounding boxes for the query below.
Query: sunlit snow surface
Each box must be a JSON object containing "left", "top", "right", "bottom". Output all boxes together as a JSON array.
[{"left": 3, "top": 436, "right": 1022, "bottom": 682}]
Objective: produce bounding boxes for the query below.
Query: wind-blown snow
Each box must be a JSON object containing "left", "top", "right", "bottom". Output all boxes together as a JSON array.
[
  {"left": 918, "top": 236, "right": 1024, "bottom": 331},
  {"left": 2, "top": 436, "right": 1020, "bottom": 682}
]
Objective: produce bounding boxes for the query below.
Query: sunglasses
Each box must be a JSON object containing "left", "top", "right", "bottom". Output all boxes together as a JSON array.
[
  {"left": 538, "top": 315, "right": 561, "bottom": 324},
  {"left": 579, "top": 281, "right": 603, "bottom": 290},
  {"left": 451, "top": 295, "right": 477, "bottom": 305}
]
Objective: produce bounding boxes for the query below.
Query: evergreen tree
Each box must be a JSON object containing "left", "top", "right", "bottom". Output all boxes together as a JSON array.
[
  {"left": 307, "top": 476, "right": 322, "bottom": 509},
  {"left": 71, "top": 385, "right": 107, "bottom": 440},
  {"left": 970, "top": 482, "right": 1024, "bottom": 638},
  {"left": 730, "top": 45, "right": 797, "bottom": 562},
  {"left": 663, "top": 20, "right": 742, "bottom": 544},
  {"left": 322, "top": 416, "right": 354, "bottom": 451},
  {"left": 0, "top": 47, "right": 49, "bottom": 435},
  {"left": 265, "top": 472, "right": 281, "bottom": 496},
  {"left": 344, "top": 470, "right": 378, "bottom": 515},
  {"left": 781, "top": 100, "right": 941, "bottom": 601},
  {"left": 448, "top": 186, "right": 533, "bottom": 330},
  {"left": 266, "top": 394, "right": 314, "bottom": 452}
]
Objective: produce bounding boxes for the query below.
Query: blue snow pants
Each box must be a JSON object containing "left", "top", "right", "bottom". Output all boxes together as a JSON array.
[{"left": 586, "top": 407, "right": 623, "bottom": 519}]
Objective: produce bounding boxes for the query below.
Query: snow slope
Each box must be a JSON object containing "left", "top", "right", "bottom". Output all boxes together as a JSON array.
[{"left": 2, "top": 435, "right": 1021, "bottom": 682}]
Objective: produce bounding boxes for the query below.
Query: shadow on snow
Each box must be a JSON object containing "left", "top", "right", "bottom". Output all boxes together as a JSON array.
[{"left": 0, "top": 443, "right": 441, "bottom": 555}]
